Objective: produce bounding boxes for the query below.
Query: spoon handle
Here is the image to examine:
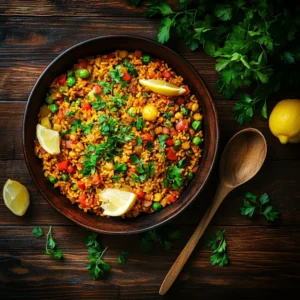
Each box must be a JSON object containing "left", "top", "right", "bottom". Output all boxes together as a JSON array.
[{"left": 159, "top": 183, "right": 232, "bottom": 295}]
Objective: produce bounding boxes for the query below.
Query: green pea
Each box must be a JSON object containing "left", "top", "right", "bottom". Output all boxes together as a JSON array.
[
  {"left": 49, "top": 176, "right": 57, "bottom": 184},
  {"left": 59, "top": 86, "right": 68, "bottom": 93},
  {"left": 45, "top": 96, "right": 53, "bottom": 105},
  {"left": 192, "top": 136, "right": 203, "bottom": 146},
  {"left": 192, "top": 120, "right": 202, "bottom": 131},
  {"left": 72, "top": 184, "right": 79, "bottom": 191},
  {"left": 152, "top": 202, "right": 162, "bottom": 212},
  {"left": 67, "top": 69, "right": 74, "bottom": 78},
  {"left": 187, "top": 171, "right": 194, "bottom": 180},
  {"left": 61, "top": 173, "right": 69, "bottom": 181},
  {"left": 174, "top": 140, "right": 181, "bottom": 147},
  {"left": 164, "top": 120, "right": 173, "bottom": 128},
  {"left": 49, "top": 104, "right": 59, "bottom": 114},
  {"left": 142, "top": 55, "right": 152, "bottom": 64},
  {"left": 75, "top": 99, "right": 81, "bottom": 105},
  {"left": 75, "top": 69, "right": 90, "bottom": 79},
  {"left": 181, "top": 106, "right": 189, "bottom": 116},
  {"left": 127, "top": 107, "right": 137, "bottom": 117},
  {"left": 71, "top": 101, "right": 76, "bottom": 107},
  {"left": 67, "top": 76, "right": 76, "bottom": 87}
]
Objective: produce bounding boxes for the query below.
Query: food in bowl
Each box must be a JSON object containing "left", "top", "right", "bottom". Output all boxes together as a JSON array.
[{"left": 34, "top": 50, "right": 204, "bottom": 218}]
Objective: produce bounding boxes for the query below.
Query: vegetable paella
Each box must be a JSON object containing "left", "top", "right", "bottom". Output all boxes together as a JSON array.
[{"left": 34, "top": 50, "right": 204, "bottom": 218}]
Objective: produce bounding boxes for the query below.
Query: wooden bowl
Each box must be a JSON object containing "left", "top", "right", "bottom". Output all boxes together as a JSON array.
[{"left": 23, "top": 35, "right": 219, "bottom": 234}]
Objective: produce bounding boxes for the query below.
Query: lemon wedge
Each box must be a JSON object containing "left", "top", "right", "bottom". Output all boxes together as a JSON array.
[
  {"left": 99, "top": 188, "right": 137, "bottom": 216},
  {"left": 139, "top": 79, "right": 186, "bottom": 96},
  {"left": 3, "top": 179, "right": 30, "bottom": 216},
  {"left": 36, "top": 124, "right": 60, "bottom": 155}
]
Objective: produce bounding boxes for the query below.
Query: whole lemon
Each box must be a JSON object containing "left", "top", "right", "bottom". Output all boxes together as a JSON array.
[{"left": 269, "top": 99, "right": 300, "bottom": 144}]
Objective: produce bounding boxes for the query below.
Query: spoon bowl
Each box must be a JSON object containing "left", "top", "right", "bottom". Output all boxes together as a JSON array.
[{"left": 220, "top": 128, "right": 267, "bottom": 188}]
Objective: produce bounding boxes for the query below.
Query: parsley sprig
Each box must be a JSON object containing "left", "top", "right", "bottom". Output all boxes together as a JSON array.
[
  {"left": 85, "top": 232, "right": 111, "bottom": 280},
  {"left": 241, "top": 192, "right": 280, "bottom": 221},
  {"left": 45, "top": 226, "right": 63, "bottom": 260},
  {"left": 206, "top": 230, "right": 229, "bottom": 267},
  {"left": 118, "top": 251, "right": 129, "bottom": 265},
  {"left": 32, "top": 227, "right": 44, "bottom": 238}
]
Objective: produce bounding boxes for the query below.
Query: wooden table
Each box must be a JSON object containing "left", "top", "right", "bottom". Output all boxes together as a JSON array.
[{"left": 1, "top": 1, "right": 300, "bottom": 299}]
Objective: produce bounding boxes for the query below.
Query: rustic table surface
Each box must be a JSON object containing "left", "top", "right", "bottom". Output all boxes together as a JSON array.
[{"left": 1, "top": 1, "right": 300, "bottom": 299}]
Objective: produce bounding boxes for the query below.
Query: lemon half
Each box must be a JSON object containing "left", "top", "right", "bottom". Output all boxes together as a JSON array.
[
  {"left": 36, "top": 124, "right": 60, "bottom": 155},
  {"left": 139, "top": 79, "right": 186, "bottom": 96},
  {"left": 3, "top": 179, "right": 30, "bottom": 216},
  {"left": 99, "top": 188, "right": 137, "bottom": 216}
]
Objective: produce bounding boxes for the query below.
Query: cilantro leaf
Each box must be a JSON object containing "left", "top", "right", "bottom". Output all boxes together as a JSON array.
[
  {"left": 118, "top": 250, "right": 128, "bottom": 265},
  {"left": 109, "top": 68, "right": 124, "bottom": 83},
  {"left": 145, "top": 1, "right": 173, "bottom": 17},
  {"left": 45, "top": 226, "right": 63, "bottom": 260},
  {"left": 157, "top": 17, "right": 174, "bottom": 44},
  {"left": 233, "top": 94, "right": 258, "bottom": 125},
  {"left": 114, "top": 162, "right": 128, "bottom": 174},
  {"left": 206, "top": 230, "right": 229, "bottom": 267},
  {"left": 92, "top": 93, "right": 106, "bottom": 110},
  {"left": 214, "top": 5, "right": 233, "bottom": 21},
  {"left": 136, "top": 117, "right": 145, "bottom": 130},
  {"left": 32, "top": 227, "right": 44, "bottom": 238},
  {"left": 98, "top": 80, "right": 113, "bottom": 95},
  {"left": 130, "top": 155, "right": 140, "bottom": 165}
]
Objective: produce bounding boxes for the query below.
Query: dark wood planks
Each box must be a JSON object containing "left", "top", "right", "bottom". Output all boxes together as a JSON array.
[{"left": 1, "top": 226, "right": 300, "bottom": 299}]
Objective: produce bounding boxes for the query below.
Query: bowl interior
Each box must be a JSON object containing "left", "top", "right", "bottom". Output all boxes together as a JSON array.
[{"left": 23, "top": 35, "right": 218, "bottom": 234}]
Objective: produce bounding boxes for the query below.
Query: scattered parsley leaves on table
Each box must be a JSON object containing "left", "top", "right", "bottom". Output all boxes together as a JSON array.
[
  {"left": 85, "top": 232, "right": 111, "bottom": 280},
  {"left": 206, "top": 230, "right": 229, "bottom": 267},
  {"left": 45, "top": 226, "right": 63, "bottom": 260},
  {"left": 32, "top": 227, "right": 44, "bottom": 238},
  {"left": 118, "top": 251, "right": 129, "bottom": 265},
  {"left": 241, "top": 192, "right": 280, "bottom": 221}
]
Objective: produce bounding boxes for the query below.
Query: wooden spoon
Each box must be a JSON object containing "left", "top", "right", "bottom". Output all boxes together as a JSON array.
[{"left": 159, "top": 128, "right": 267, "bottom": 295}]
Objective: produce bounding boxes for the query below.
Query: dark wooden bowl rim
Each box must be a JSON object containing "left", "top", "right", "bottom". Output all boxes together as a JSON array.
[{"left": 23, "top": 35, "right": 219, "bottom": 235}]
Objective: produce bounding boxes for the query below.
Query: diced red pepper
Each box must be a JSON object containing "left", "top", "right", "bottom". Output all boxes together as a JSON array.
[
  {"left": 122, "top": 72, "right": 131, "bottom": 81},
  {"left": 142, "top": 133, "right": 153, "bottom": 142},
  {"left": 57, "top": 108, "right": 66, "bottom": 120},
  {"left": 176, "top": 120, "right": 189, "bottom": 131},
  {"left": 92, "top": 174, "right": 101, "bottom": 185},
  {"left": 67, "top": 165, "right": 76, "bottom": 174},
  {"left": 93, "top": 84, "right": 102, "bottom": 95},
  {"left": 166, "top": 194, "right": 177, "bottom": 203},
  {"left": 65, "top": 141, "right": 73, "bottom": 149},
  {"left": 165, "top": 138, "right": 174, "bottom": 147},
  {"left": 79, "top": 195, "right": 88, "bottom": 208},
  {"left": 177, "top": 97, "right": 185, "bottom": 104},
  {"left": 162, "top": 71, "right": 172, "bottom": 79},
  {"left": 182, "top": 85, "right": 190, "bottom": 95},
  {"left": 129, "top": 84, "right": 137, "bottom": 92},
  {"left": 40, "top": 148, "right": 47, "bottom": 154},
  {"left": 170, "top": 190, "right": 180, "bottom": 198},
  {"left": 56, "top": 74, "right": 66, "bottom": 85},
  {"left": 107, "top": 53, "right": 114, "bottom": 59},
  {"left": 134, "top": 50, "right": 142, "bottom": 58},
  {"left": 149, "top": 72, "right": 156, "bottom": 79},
  {"left": 81, "top": 102, "right": 91, "bottom": 110},
  {"left": 77, "top": 181, "right": 86, "bottom": 190},
  {"left": 136, "top": 190, "right": 145, "bottom": 199},
  {"left": 127, "top": 168, "right": 136, "bottom": 176},
  {"left": 169, "top": 128, "right": 177, "bottom": 136},
  {"left": 58, "top": 160, "right": 69, "bottom": 171},
  {"left": 166, "top": 148, "right": 177, "bottom": 161},
  {"left": 79, "top": 61, "right": 88, "bottom": 69}
]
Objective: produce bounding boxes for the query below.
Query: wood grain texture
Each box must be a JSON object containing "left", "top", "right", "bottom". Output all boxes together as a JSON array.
[{"left": 1, "top": 1, "right": 300, "bottom": 298}]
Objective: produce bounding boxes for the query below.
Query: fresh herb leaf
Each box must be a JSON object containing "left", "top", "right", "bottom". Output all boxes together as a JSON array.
[
  {"left": 98, "top": 80, "right": 113, "bottom": 95},
  {"left": 145, "top": 141, "right": 153, "bottom": 151},
  {"left": 206, "top": 230, "right": 229, "bottom": 267},
  {"left": 241, "top": 192, "right": 279, "bottom": 221},
  {"left": 85, "top": 232, "right": 110, "bottom": 280},
  {"left": 137, "top": 137, "right": 143, "bottom": 146},
  {"left": 114, "top": 162, "right": 128, "bottom": 174},
  {"left": 136, "top": 117, "right": 145, "bottom": 130},
  {"left": 112, "top": 175, "right": 121, "bottom": 182},
  {"left": 66, "top": 110, "right": 77, "bottom": 118},
  {"left": 45, "top": 226, "right": 63, "bottom": 260},
  {"left": 123, "top": 59, "right": 138, "bottom": 77},
  {"left": 233, "top": 94, "right": 259, "bottom": 125},
  {"left": 118, "top": 250, "right": 128, "bottom": 265},
  {"left": 159, "top": 134, "right": 169, "bottom": 150},
  {"left": 163, "top": 111, "right": 172, "bottom": 120},
  {"left": 32, "top": 227, "right": 44, "bottom": 238},
  {"left": 92, "top": 93, "right": 106, "bottom": 110},
  {"left": 109, "top": 68, "right": 124, "bottom": 83},
  {"left": 130, "top": 155, "right": 140, "bottom": 165}
]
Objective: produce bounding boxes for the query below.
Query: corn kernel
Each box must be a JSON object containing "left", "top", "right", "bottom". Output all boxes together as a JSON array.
[
  {"left": 191, "top": 103, "right": 199, "bottom": 112},
  {"left": 182, "top": 141, "right": 190, "bottom": 150},
  {"left": 161, "top": 198, "right": 167, "bottom": 207},
  {"left": 193, "top": 113, "right": 202, "bottom": 121},
  {"left": 153, "top": 193, "right": 163, "bottom": 202},
  {"left": 175, "top": 112, "right": 183, "bottom": 119},
  {"left": 119, "top": 50, "right": 129, "bottom": 59},
  {"left": 69, "top": 151, "right": 76, "bottom": 158}
]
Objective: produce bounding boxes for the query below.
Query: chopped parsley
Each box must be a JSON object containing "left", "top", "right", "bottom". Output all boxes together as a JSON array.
[
  {"left": 66, "top": 110, "right": 77, "bottom": 118},
  {"left": 159, "top": 135, "right": 169, "bottom": 150},
  {"left": 123, "top": 59, "right": 138, "bottom": 77},
  {"left": 136, "top": 117, "right": 145, "bottom": 130},
  {"left": 114, "top": 162, "right": 128, "bottom": 174},
  {"left": 163, "top": 112, "right": 172, "bottom": 120},
  {"left": 92, "top": 93, "right": 106, "bottom": 111},
  {"left": 163, "top": 165, "right": 184, "bottom": 191},
  {"left": 137, "top": 137, "right": 143, "bottom": 146},
  {"left": 118, "top": 250, "right": 129, "bottom": 265},
  {"left": 70, "top": 119, "right": 94, "bottom": 135},
  {"left": 112, "top": 175, "right": 121, "bottom": 182},
  {"left": 145, "top": 141, "right": 153, "bottom": 151},
  {"left": 109, "top": 68, "right": 124, "bottom": 83},
  {"left": 32, "top": 227, "right": 44, "bottom": 238},
  {"left": 97, "top": 80, "right": 113, "bottom": 95},
  {"left": 130, "top": 155, "right": 140, "bottom": 165}
]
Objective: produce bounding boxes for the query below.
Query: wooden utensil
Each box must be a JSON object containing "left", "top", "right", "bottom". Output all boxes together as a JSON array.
[{"left": 159, "top": 128, "right": 267, "bottom": 295}]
